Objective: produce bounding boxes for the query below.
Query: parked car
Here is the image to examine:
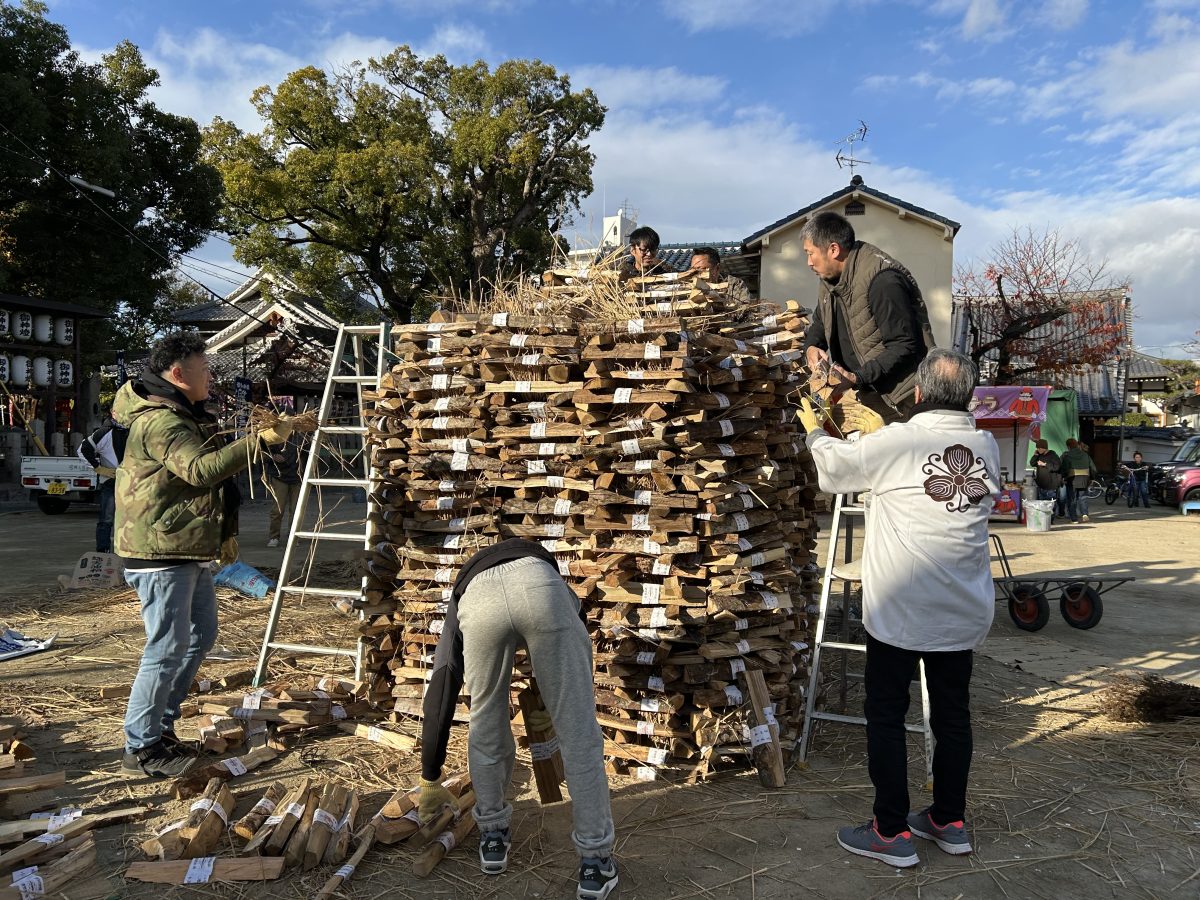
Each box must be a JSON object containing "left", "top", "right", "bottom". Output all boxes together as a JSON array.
[
  {"left": 1150, "top": 435, "right": 1200, "bottom": 503},
  {"left": 20, "top": 455, "right": 98, "bottom": 514},
  {"left": 1158, "top": 463, "right": 1200, "bottom": 507}
]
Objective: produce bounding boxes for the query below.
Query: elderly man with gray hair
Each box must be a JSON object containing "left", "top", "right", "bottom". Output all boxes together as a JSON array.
[{"left": 798, "top": 348, "right": 1002, "bottom": 868}]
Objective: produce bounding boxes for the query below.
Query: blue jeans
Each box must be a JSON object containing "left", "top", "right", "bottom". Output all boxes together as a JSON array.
[
  {"left": 1134, "top": 480, "right": 1150, "bottom": 507},
  {"left": 124, "top": 564, "right": 218, "bottom": 751},
  {"left": 96, "top": 480, "right": 115, "bottom": 553}
]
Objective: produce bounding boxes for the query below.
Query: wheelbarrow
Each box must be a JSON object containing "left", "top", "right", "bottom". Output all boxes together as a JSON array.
[{"left": 990, "top": 534, "right": 1133, "bottom": 632}]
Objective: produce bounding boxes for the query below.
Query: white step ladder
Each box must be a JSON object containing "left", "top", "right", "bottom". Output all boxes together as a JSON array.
[
  {"left": 254, "top": 323, "right": 389, "bottom": 686},
  {"left": 797, "top": 493, "right": 934, "bottom": 785}
]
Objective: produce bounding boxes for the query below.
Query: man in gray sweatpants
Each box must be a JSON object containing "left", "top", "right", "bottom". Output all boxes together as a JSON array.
[{"left": 418, "top": 539, "right": 617, "bottom": 900}]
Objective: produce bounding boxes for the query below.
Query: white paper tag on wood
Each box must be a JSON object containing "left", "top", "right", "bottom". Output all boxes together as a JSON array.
[
  {"left": 620, "top": 438, "right": 641, "bottom": 455},
  {"left": 220, "top": 756, "right": 248, "bottom": 777},
  {"left": 750, "top": 551, "right": 766, "bottom": 567},
  {"left": 641, "top": 583, "right": 661, "bottom": 605},
  {"left": 733, "top": 512, "right": 750, "bottom": 531},
  {"left": 313, "top": 809, "right": 340, "bottom": 830},
  {"left": 649, "top": 607, "right": 669, "bottom": 627},
  {"left": 437, "top": 496, "right": 455, "bottom": 510},
  {"left": 509, "top": 333, "right": 529, "bottom": 347},
  {"left": 636, "top": 720, "right": 655, "bottom": 736},
  {"left": 719, "top": 419, "right": 734, "bottom": 437},
  {"left": 544, "top": 523, "right": 565, "bottom": 537},
  {"left": 553, "top": 498, "right": 573, "bottom": 516},
  {"left": 515, "top": 379, "right": 532, "bottom": 393},
  {"left": 427, "top": 356, "right": 446, "bottom": 368},
  {"left": 336, "top": 863, "right": 356, "bottom": 879},
  {"left": 547, "top": 475, "right": 565, "bottom": 487},
  {"left": 435, "top": 567, "right": 455, "bottom": 583},
  {"left": 13, "top": 875, "right": 44, "bottom": 899},
  {"left": 539, "top": 442, "right": 556, "bottom": 455},
  {"left": 491, "top": 312, "right": 509, "bottom": 327},
  {"left": 451, "top": 439, "right": 469, "bottom": 453},
  {"left": 32, "top": 833, "right": 63, "bottom": 847},
  {"left": 438, "top": 479, "right": 456, "bottom": 491},
  {"left": 432, "top": 415, "right": 449, "bottom": 430},
  {"left": 736, "top": 639, "right": 752, "bottom": 654},
  {"left": 241, "top": 689, "right": 263, "bottom": 709},
  {"left": 632, "top": 512, "right": 651, "bottom": 531},
  {"left": 634, "top": 489, "right": 652, "bottom": 506},
  {"left": 449, "top": 517, "right": 466, "bottom": 529},
  {"left": 635, "top": 459, "right": 654, "bottom": 472},
  {"left": 718, "top": 443, "right": 735, "bottom": 457},
  {"left": 652, "top": 560, "right": 671, "bottom": 576},
  {"left": 626, "top": 318, "right": 645, "bottom": 334},
  {"left": 442, "top": 535, "right": 461, "bottom": 552},
  {"left": 715, "top": 392, "right": 730, "bottom": 408},
  {"left": 749, "top": 724, "right": 773, "bottom": 748},
  {"left": 251, "top": 796, "right": 277, "bottom": 816},
  {"left": 614, "top": 387, "right": 633, "bottom": 404},
  {"left": 527, "top": 459, "right": 547, "bottom": 475},
  {"left": 724, "top": 685, "right": 744, "bottom": 705},
  {"left": 520, "top": 353, "right": 540, "bottom": 366},
  {"left": 759, "top": 590, "right": 779, "bottom": 609},
  {"left": 734, "top": 618, "right": 749, "bottom": 630},
  {"left": 183, "top": 857, "right": 216, "bottom": 884},
  {"left": 729, "top": 658, "right": 746, "bottom": 676},
  {"left": 451, "top": 452, "right": 469, "bottom": 471},
  {"left": 642, "top": 537, "right": 660, "bottom": 555},
  {"left": 636, "top": 650, "right": 656, "bottom": 665},
  {"left": 428, "top": 336, "right": 442, "bottom": 353},
  {"left": 433, "top": 373, "right": 450, "bottom": 390},
  {"left": 635, "top": 766, "right": 656, "bottom": 782},
  {"left": 189, "top": 798, "right": 229, "bottom": 824},
  {"left": 530, "top": 737, "right": 560, "bottom": 761},
  {"left": 646, "top": 747, "right": 669, "bottom": 765},
  {"left": 434, "top": 396, "right": 450, "bottom": 411},
  {"left": 643, "top": 343, "right": 661, "bottom": 360},
  {"left": 639, "top": 698, "right": 660, "bottom": 713},
  {"left": 647, "top": 675, "right": 665, "bottom": 692},
  {"left": 558, "top": 559, "right": 571, "bottom": 576}
]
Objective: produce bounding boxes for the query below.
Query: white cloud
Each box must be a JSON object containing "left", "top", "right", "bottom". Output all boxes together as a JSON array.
[
  {"left": 572, "top": 65, "right": 727, "bottom": 112},
  {"left": 1040, "top": 0, "right": 1088, "bottom": 30},
  {"left": 658, "top": 0, "right": 842, "bottom": 37},
  {"left": 420, "top": 23, "right": 489, "bottom": 60}
]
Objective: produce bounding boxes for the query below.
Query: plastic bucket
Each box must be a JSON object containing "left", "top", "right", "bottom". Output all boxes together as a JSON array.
[{"left": 1025, "top": 499, "right": 1053, "bottom": 533}]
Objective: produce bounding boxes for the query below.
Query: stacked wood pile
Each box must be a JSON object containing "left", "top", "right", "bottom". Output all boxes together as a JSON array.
[{"left": 361, "top": 267, "right": 821, "bottom": 783}]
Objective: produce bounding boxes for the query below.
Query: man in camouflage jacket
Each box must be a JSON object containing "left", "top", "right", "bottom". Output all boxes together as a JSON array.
[{"left": 113, "top": 331, "right": 290, "bottom": 777}]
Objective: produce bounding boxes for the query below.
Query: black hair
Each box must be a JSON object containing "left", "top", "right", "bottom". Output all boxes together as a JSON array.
[
  {"left": 629, "top": 226, "right": 660, "bottom": 252},
  {"left": 148, "top": 330, "right": 208, "bottom": 375},
  {"left": 691, "top": 247, "right": 721, "bottom": 267},
  {"left": 801, "top": 211, "right": 856, "bottom": 252}
]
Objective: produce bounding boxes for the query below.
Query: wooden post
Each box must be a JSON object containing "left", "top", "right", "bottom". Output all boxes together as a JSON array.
[{"left": 517, "top": 682, "right": 565, "bottom": 803}]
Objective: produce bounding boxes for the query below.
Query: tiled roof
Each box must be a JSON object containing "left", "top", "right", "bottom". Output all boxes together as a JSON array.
[
  {"left": 1092, "top": 424, "right": 1195, "bottom": 440},
  {"left": 1127, "top": 352, "right": 1173, "bottom": 386},
  {"left": 742, "top": 177, "right": 961, "bottom": 247},
  {"left": 1061, "top": 364, "right": 1124, "bottom": 417},
  {"left": 174, "top": 300, "right": 260, "bottom": 324}
]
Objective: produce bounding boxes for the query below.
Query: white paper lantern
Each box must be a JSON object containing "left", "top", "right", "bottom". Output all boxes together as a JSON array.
[
  {"left": 11, "top": 355, "right": 31, "bottom": 387},
  {"left": 0, "top": 309, "right": 9, "bottom": 336},
  {"left": 32, "top": 357, "right": 52, "bottom": 387},
  {"left": 54, "top": 317, "right": 74, "bottom": 346},
  {"left": 33, "top": 314, "right": 53, "bottom": 342},
  {"left": 14, "top": 311, "right": 33, "bottom": 341},
  {"left": 0, "top": 353, "right": 9, "bottom": 383},
  {"left": 55, "top": 359, "right": 73, "bottom": 387}
]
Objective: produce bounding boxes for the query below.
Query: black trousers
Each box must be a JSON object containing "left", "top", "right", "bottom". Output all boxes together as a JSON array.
[{"left": 865, "top": 633, "right": 974, "bottom": 837}]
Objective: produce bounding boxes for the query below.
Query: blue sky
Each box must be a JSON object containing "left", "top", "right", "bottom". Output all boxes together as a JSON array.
[{"left": 45, "top": 0, "right": 1200, "bottom": 357}]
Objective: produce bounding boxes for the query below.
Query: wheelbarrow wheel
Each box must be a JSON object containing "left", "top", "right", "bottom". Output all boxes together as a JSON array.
[
  {"left": 1008, "top": 583, "right": 1049, "bottom": 632},
  {"left": 1060, "top": 582, "right": 1103, "bottom": 629}
]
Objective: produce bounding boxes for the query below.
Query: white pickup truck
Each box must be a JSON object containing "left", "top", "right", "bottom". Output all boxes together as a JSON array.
[{"left": 20, "top": 456, "right": 99, "bottom": 514}]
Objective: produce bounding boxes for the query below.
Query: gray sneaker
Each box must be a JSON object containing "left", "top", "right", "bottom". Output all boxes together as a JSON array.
[
  {"left": 836, "top": 820, "right": 920, "bottom": 867},
  {"left": 479, "top": 829, "right": 510, "bottom": 874},
  {"left": 907, "top": 808, "right": 972, "bottom": 855},
  {"left": 577, "top": 857, "right": 618, "bottom": 900}
]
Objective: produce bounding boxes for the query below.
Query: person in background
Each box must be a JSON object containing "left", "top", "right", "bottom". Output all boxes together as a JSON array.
[
  {"left": 113, "top": 331, "right": 291, "bottom": 778},
  {"left": 417, "top": 539, "right": 617, "bottom": 900},
  {"left": 799, "top": 348, "right": 1001, "bottom": 868},
  {"left": 619, "top": 226, "right": 672, "bottom": 279},
  {"left": 801, "top": 211, "right": 936, "bottom": 423},
  {"left": 77, "top": 408, "right": 128, "bottom": 553},
  {"left": 1059, "top": 438, "right": 1097, "bottom": 523},
  {"left": 689, "top": 247, "right": 752, "bottom": 305},
  {"left": 267, "top": 417, "right": 303, "bottom": 548},
  {"left": 1126, "top": 451, "right": 1152, "bottom": 509},
  {"left": 1028, "top": 439, "right": 1061, "bottom": 518}
]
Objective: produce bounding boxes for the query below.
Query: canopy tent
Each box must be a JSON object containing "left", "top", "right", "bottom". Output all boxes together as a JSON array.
[{"left": 971, "top": 385, "right": 1052, "bottom": 521}]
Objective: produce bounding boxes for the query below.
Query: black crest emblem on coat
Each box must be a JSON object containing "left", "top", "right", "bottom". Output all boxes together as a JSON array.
[{"left": 922, "top": 444, "right": 991, "bottom": 513}]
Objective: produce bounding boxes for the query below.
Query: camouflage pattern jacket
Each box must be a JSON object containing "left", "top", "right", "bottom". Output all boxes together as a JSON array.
[{"left": 112, "top": 374, "right": 252, "bottom": 562}]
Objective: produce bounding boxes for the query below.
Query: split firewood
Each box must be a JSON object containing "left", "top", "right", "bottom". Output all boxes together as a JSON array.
[
  {"left": 0, "top": 808, "right": 116, "bottom": 873},
  {"left": 0, "top": 835, "right": 96, "bottom": 899},
  {"left": 517, "top": 684, "right": 564, "bottom": 803},
  {"left": 0, "top": 806, "right": 149, "bottom": 848},
  {"left": 0, "top": 771, "right": 65, "bottom": 798},
  {"left": 172, "top": 741, "right": 286, "bottom": 799},
  {"left": 375, "top": 773, "right": 469, "bottom": 845},
  {"left": 409, "top": 790, "right": 475, "bottom": 851},
  {"left": 312, "top": 820, "right": 375, "bottom": 900},
  {"left": 302, "top": 782, "right": 347, "bottom": 870},
  {"left": 264, "top": 783, "right": 312, "bottom": 856},
  {"left": 337, "top": 721, "right": 417, "bottom": 752},
  {"left": 241, "top": 778, "right": 309, "bottom": 855},
  {"left": 743, "top": 669, "right": 785, "bottom": 788},
  {"left": 124, "top": 855, "right": 285, "bottom": 885},
  {"left": 233, "top": 782, "right": 287, "bottom": 841},
  {"left": 282, "top": 790, "right": 318, "bottom": 869},
  {"left": 322, "top": 790, "right": 359, "bottom": 865},
  {"left": 413, "top": 811, "right": 476, "bottom": 878},
  {"left": 141, "top": 778, "right": 234, "bottom": 860}
]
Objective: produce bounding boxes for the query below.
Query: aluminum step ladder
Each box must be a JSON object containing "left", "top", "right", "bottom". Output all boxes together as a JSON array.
[
  {"left": 796, "top": 492, "right": 934, "bottom": 785},
  {"left": 254, "top": 323, "right": 389, "bottom": 686}
]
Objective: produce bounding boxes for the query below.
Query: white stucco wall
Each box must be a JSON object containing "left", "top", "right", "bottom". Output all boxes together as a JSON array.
[{"left": 756, "top": 193, "right": 955, "bottom": 347}]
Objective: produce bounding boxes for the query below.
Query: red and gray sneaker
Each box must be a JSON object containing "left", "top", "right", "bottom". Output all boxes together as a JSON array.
[
  {"left": 836, "top": 819, "right": 920, "bottom": 867},
  {"left": 907, "top": 808, "right": 973, "bottom": 855}
]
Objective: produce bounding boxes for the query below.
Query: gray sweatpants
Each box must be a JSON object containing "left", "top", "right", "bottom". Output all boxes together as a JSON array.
[{"left": 458, "top": 556, "right": 615, "bottom": 859}]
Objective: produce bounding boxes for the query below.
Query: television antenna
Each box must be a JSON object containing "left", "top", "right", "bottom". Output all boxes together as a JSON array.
[{"left": 834, "top": 120, "right": 870, "bottom": 177}]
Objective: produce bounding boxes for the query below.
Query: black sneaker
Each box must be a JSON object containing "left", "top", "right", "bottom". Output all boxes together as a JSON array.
[
  {"left": 160, "top": 730, "right": 201, "bottom": 757},
  {"left": 577, "top": 857, "right": 618, "bottom": 900},
  {"left": 479, "top": 829, "right": 511, "bottom": 874},
  {"left": 120, "top": 741, "right": 198, "bottom": 778}
]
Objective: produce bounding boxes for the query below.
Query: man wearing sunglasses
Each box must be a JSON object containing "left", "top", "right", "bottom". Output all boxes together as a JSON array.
[{"left": 619, "top": 226, "right": 673, "bottom": 279}]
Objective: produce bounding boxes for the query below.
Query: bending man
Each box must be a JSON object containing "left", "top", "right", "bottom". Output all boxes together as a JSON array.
[{"left": 418, "top": 539, "right": 617, "bottom": 900}]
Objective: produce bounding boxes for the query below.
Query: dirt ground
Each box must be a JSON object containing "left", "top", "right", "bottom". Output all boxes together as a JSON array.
[{"left": 0, "top": 498, "right": 1197, "bottom": 899}]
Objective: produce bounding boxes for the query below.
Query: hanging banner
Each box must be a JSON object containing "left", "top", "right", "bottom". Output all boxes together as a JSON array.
[
  {"left": 969, "top": 386, "right": 1051, "bottom": 424},
  {"left": 115, "top": 351, "right": 128, "bottom": 389},
  {"left": 234, "top": 376, "right": 253, "bottom": 437}
]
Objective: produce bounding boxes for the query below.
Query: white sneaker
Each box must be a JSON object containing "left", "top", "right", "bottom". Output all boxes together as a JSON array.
[
  {"left": 1080, "top": 515, "right": 1090, "bottom": 522},
  {"left": 267, "top": 538, "right": 280, "bottom": 548}
]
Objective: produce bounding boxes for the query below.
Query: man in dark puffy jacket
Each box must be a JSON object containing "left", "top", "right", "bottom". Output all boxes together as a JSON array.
[
  {"left": 801, "top": 211, "right": 936, "bottom": 422},
  {"left": 1029, "top": 439, "right": 1062, "bottom": 510},
  {"left": 77, "top": 409, "right": 128, "bottom": 552},
  {"left": 266, "top": 420, "right": 303, "bottom": 548},
  {"left": 113, "top": 331, "right": 291, "bottom": 778}
]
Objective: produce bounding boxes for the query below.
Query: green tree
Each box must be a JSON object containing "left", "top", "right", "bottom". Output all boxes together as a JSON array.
[
  {"left": 0, "top": 2, "right": 223, "bottom": 363},
  {"left": 204, "top": 49, "right": 604, "bottom": 323}
]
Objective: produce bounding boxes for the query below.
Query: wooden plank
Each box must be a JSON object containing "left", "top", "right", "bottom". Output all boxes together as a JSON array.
[{"left": 124, "top": 856, "right": 285, "bottom": 884}]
